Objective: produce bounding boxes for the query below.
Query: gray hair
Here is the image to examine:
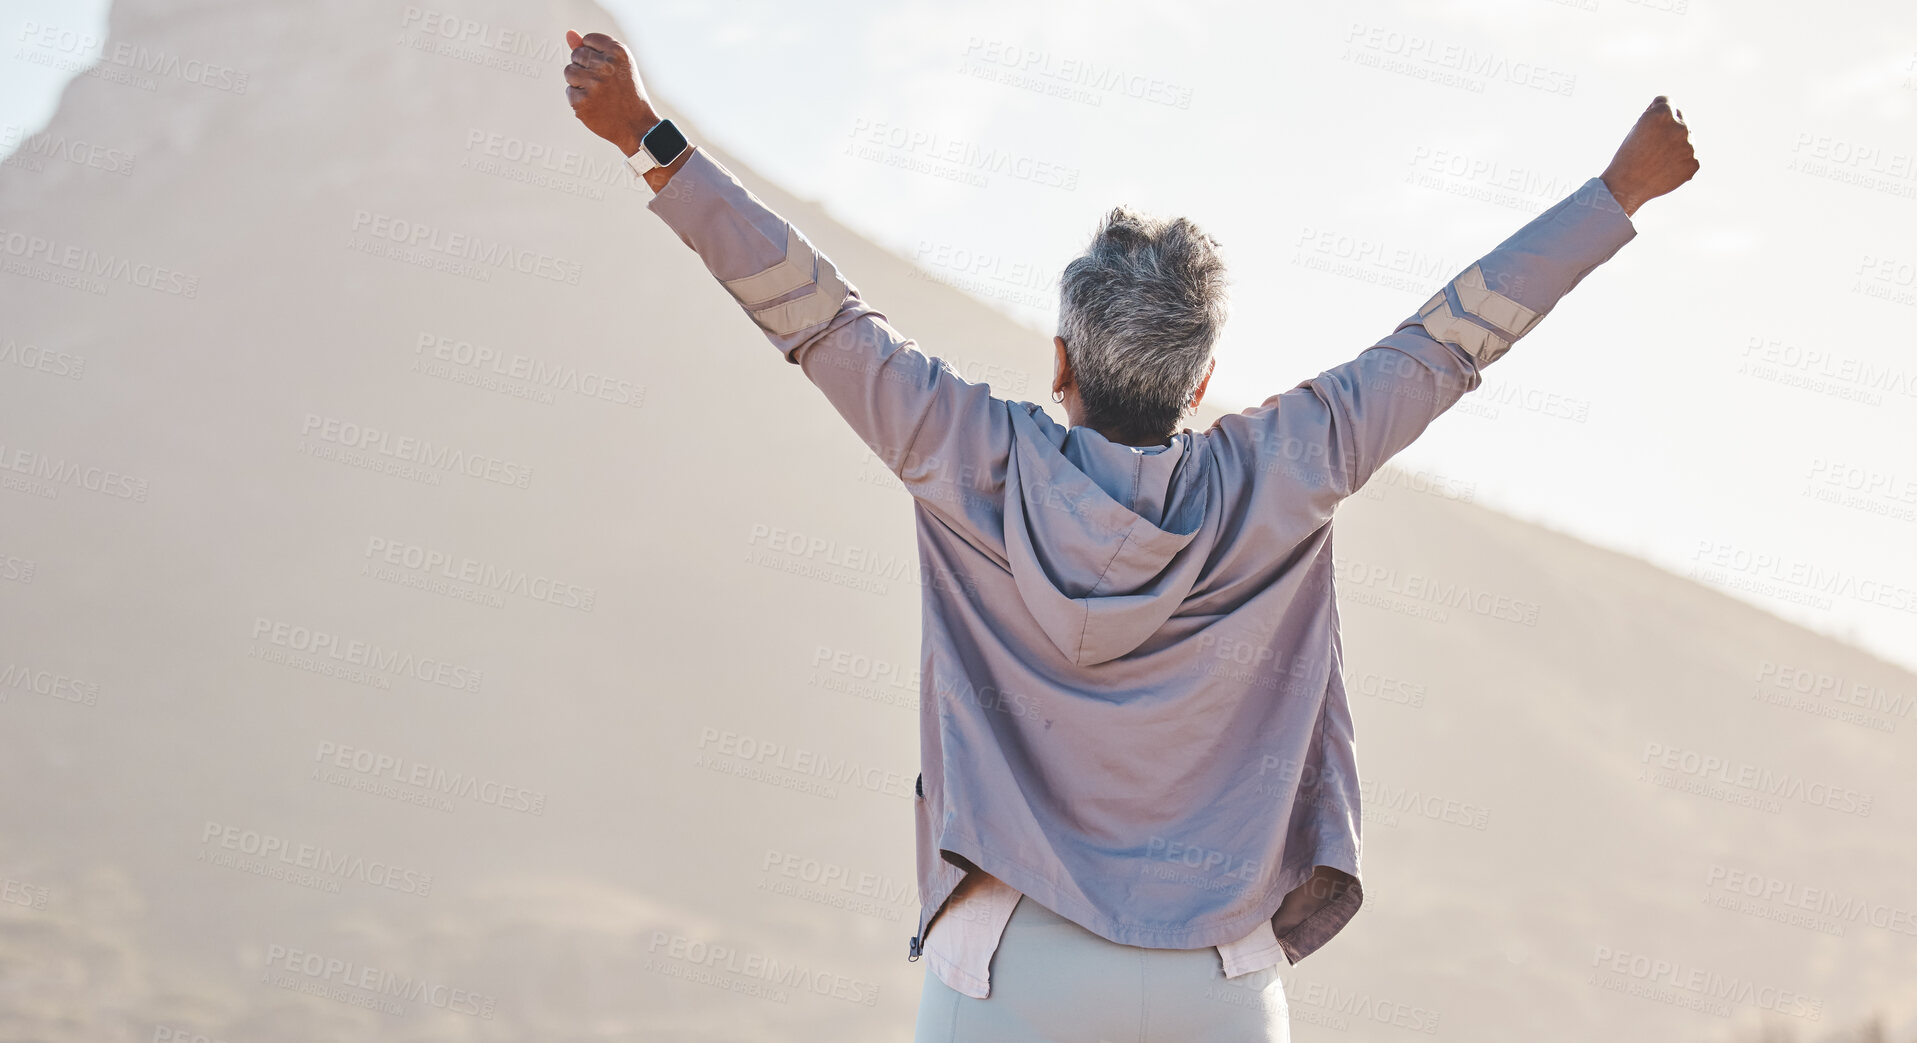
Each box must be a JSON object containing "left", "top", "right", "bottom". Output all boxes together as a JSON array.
[{"left": 1057, "top": 205, "right": 1228, "bottom": 444}]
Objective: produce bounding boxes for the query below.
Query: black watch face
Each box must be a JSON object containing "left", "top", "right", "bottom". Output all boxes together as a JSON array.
[{"left": 644, "top": 120, "right": 689, "bottom": 165}]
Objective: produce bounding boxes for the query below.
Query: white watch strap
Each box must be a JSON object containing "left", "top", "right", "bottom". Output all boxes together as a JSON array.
[{"left": 627, "top": 148, "right": 660, "bottom": 177}]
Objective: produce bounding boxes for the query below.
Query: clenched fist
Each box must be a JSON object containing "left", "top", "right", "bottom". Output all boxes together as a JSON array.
[
  {"left": 1601, "top": 96, "right": 1699, "bottom": 218},
  {"left": 563, "top": 29, "right": 656, "bottom": 157}
]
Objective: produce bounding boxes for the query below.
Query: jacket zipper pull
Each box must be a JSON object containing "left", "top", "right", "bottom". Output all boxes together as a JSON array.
[{"left": 907, "top": 933, "right": 922, "bottom": 961}]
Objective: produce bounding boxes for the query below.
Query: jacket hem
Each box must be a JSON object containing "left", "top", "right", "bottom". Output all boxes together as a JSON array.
[
  {"left": 928, "top": 831, "right": 1361, "bottom": 951},
  {"left": 922, "top": 947, "right": 991, "bottom": 1000}
]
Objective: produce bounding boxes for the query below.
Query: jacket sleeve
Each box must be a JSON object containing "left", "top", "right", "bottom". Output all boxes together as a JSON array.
[
  {"left": 1207, "top": 174, "right": 1638, "bottom": 528},
  {"left": 646, "top": 147, "right": 1013, "bottom": 540}
]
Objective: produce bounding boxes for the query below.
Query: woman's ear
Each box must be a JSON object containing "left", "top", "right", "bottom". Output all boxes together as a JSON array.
[
  {"left": 1052, "top": 335, "right": 1070, "bottom": 394},
  {"left": 1189, "top": 356, "right": 1217, "bottom": 408}
]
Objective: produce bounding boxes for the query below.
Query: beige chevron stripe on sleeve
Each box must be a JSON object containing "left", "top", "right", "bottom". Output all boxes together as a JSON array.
[
  {"left": 722, "top": 226, "right": 819, "bottom": 308},
  {"left": 749, "top": 260, "right": 848, "bottom": 338},
  {"left": 1415, "top": 265, "right": 1514, "bottom": 366},
  {"left": 1452, "top": 264, "right": 1541, "bottom": 338}
]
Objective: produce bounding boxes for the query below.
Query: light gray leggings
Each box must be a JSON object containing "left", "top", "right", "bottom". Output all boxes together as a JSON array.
[{"left": 912, "top": 894, "right": 1292, "bottom": 1042}]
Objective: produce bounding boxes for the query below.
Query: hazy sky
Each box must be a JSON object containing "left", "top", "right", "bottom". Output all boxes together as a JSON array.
[
  {"left": 8, "top": 0, "right": 1917, "bottom": 674},
  {"left": 0, "top": 0, "right": 107, "bottom": 144}
]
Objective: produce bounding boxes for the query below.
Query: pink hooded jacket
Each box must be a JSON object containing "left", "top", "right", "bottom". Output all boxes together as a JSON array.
[{"left": 646, "top": 146, "right": 1637, "bottom": 966}]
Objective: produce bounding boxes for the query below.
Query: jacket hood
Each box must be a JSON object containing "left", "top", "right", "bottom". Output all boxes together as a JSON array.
[{"left": 1002, "top": 402, "right": 1215, "bottom": 667}]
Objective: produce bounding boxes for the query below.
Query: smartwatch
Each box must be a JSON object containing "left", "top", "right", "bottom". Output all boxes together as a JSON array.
[{"left": 627, "top": 118, "right": 689, "bottom": 176}]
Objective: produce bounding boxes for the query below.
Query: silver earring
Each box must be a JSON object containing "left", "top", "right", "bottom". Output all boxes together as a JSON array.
[{"left": 1052, "top": 390, "right": 1065, "bottom": 404}]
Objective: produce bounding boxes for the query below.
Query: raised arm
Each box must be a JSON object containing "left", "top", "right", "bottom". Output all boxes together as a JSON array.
[
  {"left": 563, "top": 31, "right": 1013, "bottom": 547},
  {"left": 1208, "top": 96, "right": 1697, "bottom": 526}
]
